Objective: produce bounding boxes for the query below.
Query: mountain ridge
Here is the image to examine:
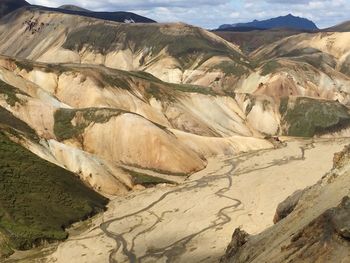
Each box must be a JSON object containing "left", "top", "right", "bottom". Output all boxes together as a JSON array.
[
  {"left": 0, "top": 0, "right": 29, "bottom": 18},
  {"left": 58, "top": 4, "right": 91, "bottom": 12},
  {"left": 0, "top": 2, "right": 156, "bottom": 23},
  {"left": 219, "top": 14, "right": 318, "bottom": 31},
  {"left": 325, "top": 20, "right": 350, "bottom": 32}
]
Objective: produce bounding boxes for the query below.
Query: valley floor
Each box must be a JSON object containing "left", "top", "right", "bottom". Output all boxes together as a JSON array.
[{"left": 6, "top": 138, "right": 350, "bottom": 263}]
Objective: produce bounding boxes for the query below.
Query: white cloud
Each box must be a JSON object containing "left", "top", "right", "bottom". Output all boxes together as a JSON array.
[
  {"left": 308, "top": 1, "right": 325, "bottom": 9},
  {"left": 27, "top": 0, "right": 350, "bottom": 29},
  {"left": 229, "top": 12, "right": 240, "bottom": 18}
]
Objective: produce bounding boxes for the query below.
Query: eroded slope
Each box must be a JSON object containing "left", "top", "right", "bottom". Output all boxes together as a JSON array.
[
  {"left": 0, "top": 8, "right": 249, "bottom": 87},
  {"left": 222, "top": 144, "right": 350, "bottom": 263}
]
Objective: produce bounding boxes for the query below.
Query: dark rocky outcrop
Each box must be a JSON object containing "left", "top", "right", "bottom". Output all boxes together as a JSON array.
[
  {"left": 273, "top": 189, "right": 306, "bottom": 223},
  {"left": 222, "top": 196, "right": 350, "bottom": 263},
  {"left": 333, "top": 145, "right": 350, "bottom": 169},
  {"left": 333, "top": 197, "right": 350, "bottom": 239},
  {"left": 221, "top": 145, "right": 350, "bottom": 263},
  {"left": 281, "top": 196, "right": 350, "bottom": 260},
  {"left": 220, "top": 228, "right": 250, "bottom": 263}
]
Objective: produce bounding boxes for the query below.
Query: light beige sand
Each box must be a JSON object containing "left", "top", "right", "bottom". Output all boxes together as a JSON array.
[{"left": 38, "top": 138, "right": 349, "bottom": 263}]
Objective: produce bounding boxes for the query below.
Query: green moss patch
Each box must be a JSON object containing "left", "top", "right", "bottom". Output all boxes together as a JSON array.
[
  {"left": 0, "top": 131, "right": 107, "bottom": 255},
  {"left": 100, "top": 73, "right": 131, "bottom": 90},
  {"left": 14, "top": 61, "right": 34, "bottom": 72},
  {"left": 213, "top": 61, "right": 249, "bottom": 77},
  {"left": 101, "top": 68, "right": 217, "bottom": 99},
  {"left": 260, "top": 60, "right": 281, "bottom": 76},
  {"left": 0, "top": 234, "right": 13, "bottom": 259},
  {"left": 280, "top": 97, "right": 350, "bottom": 137},
  {"left": 62, "top": 24, "right": 247, "bottom": 69},
  {"left": 122, "top": 168, "right": 173, "bottom": 187},
  {"left": 340, "top": 55, "right": 350, "bottom": 77},
  {"left": 54, "top": 108, "right": 125, "bottom": 141},
  {"left": 170, "top": 83, "right": 217, "bottom": 96},
  {"left": 129, "top": 71, "right": 163, "bottom": 83},
  {"left": 0, "top": 106, "right": 38, "bottom": 141},
  {"left": 245, "top": 94, "right": 256, "bottom": 115},
  {"left": 0, "top": 80, "right": 28, "bottom": 107}
]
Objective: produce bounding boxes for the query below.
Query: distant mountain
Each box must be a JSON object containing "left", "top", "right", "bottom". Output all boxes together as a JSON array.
[
  {"left": 23, "top": 5, "right": 156, "bottom": 23},
  {"left": 58, "top": 5, "right": 91, "bottom": 12},
  {"left": 0, "top": 0, "right": 29, "bottom": 18},
  {"left": 214, "top": 26, "right": 267, "bottom": 32},
  {"left": 213, "top": 28, "right": 306, "bottom": 54},
  {"left": 0, "top": 2, "right": 156, "bottom": 24},
  {"left": 219, "top": 14, "right": 318, "bottom": 31},
  {"left": 325, "top": 20, "right": 350, "bottom": 32}
]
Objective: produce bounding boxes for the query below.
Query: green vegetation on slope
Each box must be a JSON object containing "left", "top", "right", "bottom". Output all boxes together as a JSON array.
[
  {"left": 54, "top": 108, "right": 125, "bottom": 141},
  {"left": 10, "top": 58, "right": 220, "bottom": 100},
  {"left": 100, "top": 69, "right": 217, "bottom": 99},
  {"left": 0, "top": 131, "right": 107, "bottom": 257},
  {"left": 213, "top": 61, "right": 249, "bottom": 77},
  {"left": 280, "top": 97, "right": 350, "bottom": 137},
  {"left": 277, "top": 48, "right": 336, "bottom": 70},
  {"left": 213, "top": 29, "right": 303, "bottom": 54},
  {"left": 62, "top": 24, "right": 246, "bottom": 69},
  {"left": 14, "top": 59, "right": 71, "bottom": 74},
  {"left": 260, "top": 60, "right": 281, "bottom": 76},
  {"left": 245, "top": 94, "right": 256, "bottom": 115},
  {"left": 14, "top": 60, "right": 34, "bottom": 72},
  {"left": 122, "top": 168, "right": 173, "bottom": 187},
  {"left": 129, "top": 71, "right": 163, "bottom": 83},
  {"left": 340, "top": 55, "right": 350, "bottom": 77},
  {"left": 171, "top": 83, "right": 216, "bottom": 96},
  {"left": 101, "top": 73, "right": 131, "bottom": 90},
  {"left": 54, "top": 107, "right": 169, "bottom": 141},
  {"left": 0, "top": 233, "right": 12, "bottom": 258},
  {"left": 0, "top": 80, "right": 28, "bottom": 106},
  {"left": 0, "top": 106, "right": 36, "bottom": 138}
]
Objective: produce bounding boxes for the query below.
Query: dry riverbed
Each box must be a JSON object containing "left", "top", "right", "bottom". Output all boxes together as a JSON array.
[{"left": 6, "top": 138, "right": 350, "bottom": 263}]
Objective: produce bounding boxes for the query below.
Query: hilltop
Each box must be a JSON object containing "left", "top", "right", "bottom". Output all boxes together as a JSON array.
[
  {"left": 0, "top": 1, "right": 155, "bottom": 23},
  {"left": 0, "top": 0, "right": 29, "bottom": 18},
  {"left": 219, "top": 14, "right": 318, "bottom": 31},
  {"left": 58, "top": 5, "right": 91, "bottom": 12}
]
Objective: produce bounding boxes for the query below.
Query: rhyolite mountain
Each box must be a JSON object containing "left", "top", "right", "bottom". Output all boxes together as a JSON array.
[
  {"left": 58, "top": 4, "right": 91, "bottom": 12},
  {"left": 325, "top": 20, "right": 350, "bottom": 32},
  {"left": 0, "top": 1, "right": 349, "bottom": 262},
  {"left": 0, "top": 1, "right": 156, "bottom": 23},
  {"left": 219, "top": 14, "right": 318, "bottom": 31},
  {"left": 0, "top": 0, "right": 29, "bottom": 18},
  {"left": 37, "top": 5, "right": 157, "bottom": 23},
  {"left": 213, "top": 28, "right": 306, "bottom": 53}
]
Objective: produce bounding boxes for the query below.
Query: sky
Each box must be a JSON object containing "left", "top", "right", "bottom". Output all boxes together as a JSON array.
[{"left": 27, "top": 0, "right": 350, "bottom": 29}]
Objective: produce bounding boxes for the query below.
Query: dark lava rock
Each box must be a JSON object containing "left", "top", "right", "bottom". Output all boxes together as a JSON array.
[
  {"left": 281, "top": 196, "right": 350, "bottom": 260},
  {"left": 332, "top": 196, "right": 350, "bottom": 239},
  {"left": 273, "top": 189, "right": 305, "bottom": 223},
  {"left": 220, "top": 228, "right": 250, "bottom": 263},
  {"left": 333, "top": 145, "right": 350, "bottom": 169}
]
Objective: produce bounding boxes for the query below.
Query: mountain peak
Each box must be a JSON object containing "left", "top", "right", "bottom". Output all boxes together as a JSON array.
[
  {"left": 58, "top": 5, "right": 91, "bottom": 12},
  {"left": 0, "top": 0, "right": 29, "bottom": 18},
  {"left": 218, "top": 14, "right": 318, "bottom": 31}
]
